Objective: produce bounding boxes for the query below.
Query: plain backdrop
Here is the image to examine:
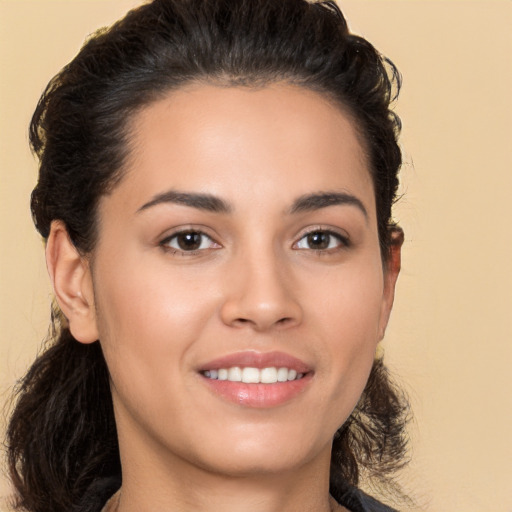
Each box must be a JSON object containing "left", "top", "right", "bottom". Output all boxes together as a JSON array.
[{"left": 1, "top": 1, "right": 511, "bottom": 511}]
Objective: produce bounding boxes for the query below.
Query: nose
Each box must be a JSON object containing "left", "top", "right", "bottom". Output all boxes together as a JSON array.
[{"left": 219, "top": 250, "right": 303, "bottom": 332}]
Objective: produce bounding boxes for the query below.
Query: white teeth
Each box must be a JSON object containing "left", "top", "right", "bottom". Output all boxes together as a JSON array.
[
  {"left": 277, "top": 367, "right": 288, "bottom": 382},
  {"left": 203, "top": 366, "right": 304, "bottom": 383},
  {"left": 260, "top": 367, "right": 278, "bottom": 384},
  {"left": 242, "top": 367, "right": 260, "bottom": 383},
  {"left": 228, "top": 367, "right": 242, "bottom": 381}
]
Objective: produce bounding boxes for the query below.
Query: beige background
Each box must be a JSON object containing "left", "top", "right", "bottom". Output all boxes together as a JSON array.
[{"left": 1, "top": 1, "right": 511, "bottom": 510}]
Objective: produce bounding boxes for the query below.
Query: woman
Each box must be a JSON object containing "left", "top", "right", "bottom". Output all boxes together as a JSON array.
[{"left": 6, "top": 0, "right": 410, "bottom": 511}]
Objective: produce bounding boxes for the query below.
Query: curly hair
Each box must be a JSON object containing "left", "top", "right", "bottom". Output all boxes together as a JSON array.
[{"left": 7, "top": 1, "right": 409, "bottom": 510}]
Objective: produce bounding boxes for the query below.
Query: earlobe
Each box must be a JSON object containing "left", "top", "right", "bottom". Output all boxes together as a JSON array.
[
  {"left": 378, "top": 226, "right": 404, "bottom": 340},
  {"left": 46, "top": 220, "right": 99, "bottom": 344}
]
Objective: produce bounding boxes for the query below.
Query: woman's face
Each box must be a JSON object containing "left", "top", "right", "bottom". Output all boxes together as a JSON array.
[{"left": 79, "top": 84, "right": 399, "bottom": 477}]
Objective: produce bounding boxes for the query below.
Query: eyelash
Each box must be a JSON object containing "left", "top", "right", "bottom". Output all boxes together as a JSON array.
[
  {"left": 159, "top": 228, "right": 350, "bottom": 256},
  {"left": 294, "top": 229, "right": 350, "bottom": 254},
  {"left": 160, "top": 230, "right": 219, "bottom": 255}
]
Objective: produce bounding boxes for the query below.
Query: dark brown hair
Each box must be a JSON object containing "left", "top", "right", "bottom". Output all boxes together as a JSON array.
[{"left": 7, "top": 1, "right": 409, "bottom": 510}]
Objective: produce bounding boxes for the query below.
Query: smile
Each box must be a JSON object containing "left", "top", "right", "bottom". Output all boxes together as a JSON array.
[
  {"left": 202, "top": 367, "right": 304, "bottom": 384},
  {"left": 198, "top": 352, "right": 312, "bottom": 407}
]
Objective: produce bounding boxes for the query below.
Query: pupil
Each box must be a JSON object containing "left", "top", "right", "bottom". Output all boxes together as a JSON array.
[
  {"left": 178, "top": 232, "right": 201, "bottom": 250},
  {"left": 308, "top": 231, "right": 329, "bottom": 250}
]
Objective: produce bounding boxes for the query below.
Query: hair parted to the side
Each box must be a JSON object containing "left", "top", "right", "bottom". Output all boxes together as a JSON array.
[{"left": 7, "top": 1, "right": 409, "bottom": 511}]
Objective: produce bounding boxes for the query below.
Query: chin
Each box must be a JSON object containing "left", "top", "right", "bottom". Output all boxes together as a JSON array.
[{"left": 185, "top": 423, "right": 332, "bottom": 478}]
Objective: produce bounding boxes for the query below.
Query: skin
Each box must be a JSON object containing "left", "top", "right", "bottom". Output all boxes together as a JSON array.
[{"left": 47, "top": 83, "right": 402, "bottom": 512}]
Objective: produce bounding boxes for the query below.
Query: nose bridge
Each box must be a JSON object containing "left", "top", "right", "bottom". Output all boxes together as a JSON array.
[{"left": 220, "top": 238, "right": 302, "bottom": 331}]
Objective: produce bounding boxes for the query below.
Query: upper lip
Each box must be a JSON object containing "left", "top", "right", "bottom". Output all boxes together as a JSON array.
[{"left": 198, "top": 350, "right": 312, "bottom": 374}]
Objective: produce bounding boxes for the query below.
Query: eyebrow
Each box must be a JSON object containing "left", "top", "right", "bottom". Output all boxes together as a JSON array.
[
  {"left": 137, "top": 189, "right": 367, "bottom": 219},
  {"left": 289, "top": 192, "right": 368, "bottom": 219},
  {"left": 137, "top": 190, "right": 232, "bottom": 214}
]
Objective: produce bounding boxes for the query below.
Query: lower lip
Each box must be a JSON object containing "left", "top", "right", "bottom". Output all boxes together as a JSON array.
[{"left": 201, "top": 374, "right": 312, "bottom": 408}]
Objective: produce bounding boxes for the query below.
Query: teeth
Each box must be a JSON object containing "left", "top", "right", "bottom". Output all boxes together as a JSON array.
[
  {"left": 260, "top": 367, "right": 277, "bottom": 383},
  {"left": 277, "top": 367, "right": 288, "bottom": 382},
  {"left": 242, "top": 367, "right": 260, "bottom": 383},
  {"left": 203, "top": 366, "right": 304, "bottom": 383},
  {"left": 228, "top": 367, "right": 242, "bottom": 382}
]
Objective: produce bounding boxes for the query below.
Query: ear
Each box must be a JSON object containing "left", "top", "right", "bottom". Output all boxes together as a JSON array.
[
  {"left": 46, "top": 220, "right": 99, "bottom": 344},
  {"left": 378, "top": 226, "right": 404, "bottom": 340}
]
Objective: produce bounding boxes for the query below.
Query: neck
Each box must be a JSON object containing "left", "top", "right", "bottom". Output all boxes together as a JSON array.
[
  {"left": 114, "top": 489, "right": 345, "bottom": 512},
  {"left": 117, "top": 474, "right": 338, "bottom": 512},
  {"left": 116, "top": 430, "right": 338, "bottom": 512}
]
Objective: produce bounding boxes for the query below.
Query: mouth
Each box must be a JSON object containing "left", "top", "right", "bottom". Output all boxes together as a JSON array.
[{"left": 198, "top": 351, "right": 312, "bottom": 408}]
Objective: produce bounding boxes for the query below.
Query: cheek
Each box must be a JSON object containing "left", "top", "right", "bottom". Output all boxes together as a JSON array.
[
  {"left": 91, "top": 254, "right": 219, "bottom": 395},
  {"left": 309, "top": 257, "right": 384, "bottom": 342},
  {"left": 91, "top": 256, "right": 223, "bottom": 444},
  {"left": 304, "top": 258, "right": 384, "bottom": 414},
  {"left": 95, "top": 253, "right": 214, "bottom": 341}
]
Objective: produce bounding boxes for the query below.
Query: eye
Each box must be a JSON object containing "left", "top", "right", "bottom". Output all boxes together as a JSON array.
[
  {"left": 161, "top": 230, "right": 219, "bottom": 253},
  {"left": 294, "top": 230, "right": 349, "bottom": 251}
]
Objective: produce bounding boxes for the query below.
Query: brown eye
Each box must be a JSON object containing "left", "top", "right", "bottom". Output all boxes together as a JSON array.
[
  {"left": 161, "top": 230, "right": 218, "bottom": 252},
  {"left": 176, "top": 232, "right": 202, "bottom": 250},
  {"left": 295, "top": 230, "right": 349, "bottom": 251},
  {"left": 306, "top": 231, "right": 330, "bottom": 250}
]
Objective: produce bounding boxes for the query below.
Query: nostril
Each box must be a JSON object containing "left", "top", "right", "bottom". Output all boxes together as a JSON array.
[
  {"left": 234, "top": 318, "right": 250, "bottom": 325},
  {"left": 231, "top": 316, "right": 293, "bottom": 329}
]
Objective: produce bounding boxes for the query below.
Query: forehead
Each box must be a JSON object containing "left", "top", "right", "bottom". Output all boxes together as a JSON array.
[{"left": 111, "top": 83, "right": 375, "bottom": 216}]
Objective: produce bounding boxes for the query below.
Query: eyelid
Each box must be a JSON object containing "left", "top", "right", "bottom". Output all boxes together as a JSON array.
[
  {"left": 293, "top": 226, "right": 351, "bottom": 251},
  {"left": 159, "top": 226, "right": 222, "bottom": 254}
]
